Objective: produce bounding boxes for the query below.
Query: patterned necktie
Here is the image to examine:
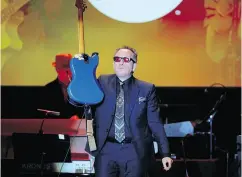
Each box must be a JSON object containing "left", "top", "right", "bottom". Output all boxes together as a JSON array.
[{"left": 115, "top": 82, "right": 125, "bottom": 143}]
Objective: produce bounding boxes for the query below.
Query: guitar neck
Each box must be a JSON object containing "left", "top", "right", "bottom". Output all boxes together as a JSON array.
[{"left": 78, "top": 8, "right": 85, "bottom": 54}]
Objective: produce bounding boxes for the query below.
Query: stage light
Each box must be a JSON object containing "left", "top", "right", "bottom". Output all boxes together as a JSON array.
[
  {"left": 89, "top": 0, "right": 183, "bottom": 23},
  {"left": 175, "top": 10, "right": 181, "bottom": 15}
]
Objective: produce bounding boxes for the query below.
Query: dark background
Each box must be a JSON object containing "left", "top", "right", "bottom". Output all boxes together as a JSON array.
[
  {"left": 1, "top": 86, "right": 241, "bottom": 177},
  {"left": 1, "top": 86, "right": 241, "bottom": 154}
]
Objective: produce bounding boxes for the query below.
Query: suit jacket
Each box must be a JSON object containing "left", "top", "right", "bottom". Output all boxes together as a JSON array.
[
  {"left": 87, "top": 74, "right": 170, "bottom": 162},
  {"left": 37, "top": 78, "right": 83, "bottom": 118}
]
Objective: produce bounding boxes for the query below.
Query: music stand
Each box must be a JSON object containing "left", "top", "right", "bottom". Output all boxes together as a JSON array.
[{"left": 12, "top": 133, "right": 71, "bottom": 175}]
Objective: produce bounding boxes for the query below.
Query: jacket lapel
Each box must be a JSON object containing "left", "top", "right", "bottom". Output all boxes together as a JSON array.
[
  {"left": 108, "top": 75, "right": 117, "bottom": 122},
  {"left": 125, "top": 78, "right": 140, "bottom": 122}
]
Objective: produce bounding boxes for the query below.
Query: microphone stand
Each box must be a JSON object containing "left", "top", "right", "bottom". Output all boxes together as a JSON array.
[
  {"left": 39, "top": 118, "right": 46, "bottom": 135},
  {"left": 206, "top": 92, "right": 226, "bottom": 159},
  {"left": 37, "top": 109, "right": 60, "bottom": 134},
  {"left": 36, "top": 109, "right": 60, "bottom": 176},
  {"left": 39, "top": 111, "right": 48, "bottom": 177},
  {"left": 207, "top": 111, "right": 217, "bottom": 159},
  {"left": 181, "top": 138, "right": 189, "bottom": 177}
]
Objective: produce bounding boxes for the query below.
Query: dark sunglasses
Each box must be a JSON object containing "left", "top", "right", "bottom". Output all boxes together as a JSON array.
[{"left": 113, "top": 56, "right": 136, "bottom": 63}]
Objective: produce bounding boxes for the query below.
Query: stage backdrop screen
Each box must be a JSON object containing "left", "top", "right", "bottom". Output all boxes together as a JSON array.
[{"left": 1, "top": 0, "right": 241, "bottom": 87}]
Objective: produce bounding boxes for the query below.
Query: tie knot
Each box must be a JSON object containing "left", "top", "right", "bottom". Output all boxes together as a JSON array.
[{"left": 119, "top": 81, "right": 124, "bottom": 86}]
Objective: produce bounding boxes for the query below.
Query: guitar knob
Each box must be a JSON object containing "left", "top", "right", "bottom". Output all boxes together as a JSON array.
[
  {"left": 83, "top": 54, "right": 89, "bottom": 62},
  {"left": 92, "top": 52, "right": 99, "bottom": 57}
]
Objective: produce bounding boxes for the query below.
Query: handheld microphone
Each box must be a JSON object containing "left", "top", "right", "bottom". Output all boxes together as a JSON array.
[{"left": 211, "top": 92, "right": 227, "bottom": 112}]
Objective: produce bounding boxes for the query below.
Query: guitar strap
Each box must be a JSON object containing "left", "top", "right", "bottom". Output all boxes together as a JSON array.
[
  {"left": 87, "top": 119, "right": 97, "bottom": 151},
  {"left": 84, "top": 105, "right": 97, "bottom": 151}
]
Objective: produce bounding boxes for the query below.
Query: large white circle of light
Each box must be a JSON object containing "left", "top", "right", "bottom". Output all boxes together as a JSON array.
[{"left": 88, "top": 0, "right": 183, "bottom": 23}]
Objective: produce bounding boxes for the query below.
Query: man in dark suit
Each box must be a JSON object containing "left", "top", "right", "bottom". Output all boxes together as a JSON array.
[
  {"left": 87, "top": 46, "right": 173, "bottom": 177},
  {"left": 38, "top": 53, "right": 83, "bottom": 118}
]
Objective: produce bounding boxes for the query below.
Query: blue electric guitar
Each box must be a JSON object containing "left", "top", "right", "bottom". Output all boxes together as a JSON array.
[
  {"left": 67, "top": 53, "right": 104, "bottom": 105},
  {"left": 67, "top": 0, "right": 104, "bottom": 106}
]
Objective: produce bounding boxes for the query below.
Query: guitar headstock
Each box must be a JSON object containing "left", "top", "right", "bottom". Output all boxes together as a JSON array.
[{"left": 75, "top": 0, "right": 87, "bottom": 12}]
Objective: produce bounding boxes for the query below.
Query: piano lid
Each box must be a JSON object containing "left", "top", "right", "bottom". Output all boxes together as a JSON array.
[{"left": 1, "top": 119, "right": 86, "bottom": 136}]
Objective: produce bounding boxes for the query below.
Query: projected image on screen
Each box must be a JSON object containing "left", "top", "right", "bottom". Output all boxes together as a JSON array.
[{"left": 1, "top": 0, "right": 241, "bottom": 87}]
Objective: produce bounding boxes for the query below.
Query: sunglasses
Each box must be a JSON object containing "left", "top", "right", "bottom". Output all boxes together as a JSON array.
[{"left": 113, "top": 56, "right": 136, "bottom": 63}]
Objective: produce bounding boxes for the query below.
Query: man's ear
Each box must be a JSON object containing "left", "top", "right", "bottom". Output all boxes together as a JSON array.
[
  {"left": 113, "top": 61, "right": 115, "bottom": 70},
  {"left": 132, "top": 63, "right": 137, "bottom": 72}
]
